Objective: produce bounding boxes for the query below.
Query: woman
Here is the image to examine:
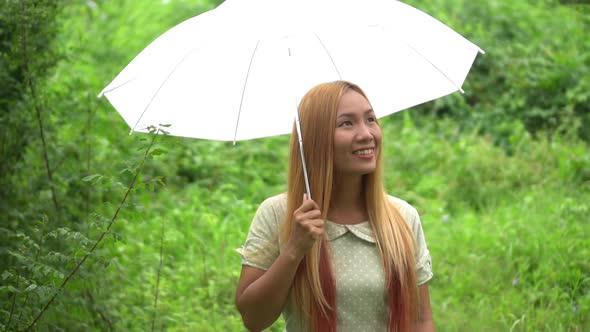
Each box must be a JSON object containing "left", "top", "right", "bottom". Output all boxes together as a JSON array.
[{"left": 235, "top": 80, "right": 434, "bottom": 332}]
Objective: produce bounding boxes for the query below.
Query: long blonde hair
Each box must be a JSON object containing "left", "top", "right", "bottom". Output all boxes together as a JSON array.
[{"left": 281, "top": 80, "right": 419, "bottom": 331}]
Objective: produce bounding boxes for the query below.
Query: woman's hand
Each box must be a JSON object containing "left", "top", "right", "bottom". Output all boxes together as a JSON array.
[{"left": 286, "top": 195, "right": 324, "bottom": 260}]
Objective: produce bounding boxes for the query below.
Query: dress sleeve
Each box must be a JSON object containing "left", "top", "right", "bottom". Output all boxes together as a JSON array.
[
  {"left": 407, "top": 205, "right": 434, "bottom": 285},
  {"left": 388, "top": 196, "right": 434, "bottom": 285},
  {"left": 237, "top": 196, "right": 283, "bottom": 270}
]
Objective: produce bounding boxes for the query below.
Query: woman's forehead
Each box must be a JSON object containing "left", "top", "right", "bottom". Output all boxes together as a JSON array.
[{"left": 337, "top": 90, "right": 372, "bottom": 116}]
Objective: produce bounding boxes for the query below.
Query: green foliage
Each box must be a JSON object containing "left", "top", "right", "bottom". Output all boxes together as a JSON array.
[
  {"left": 382, "top": 115, "right": 590, "bottom": 331},
  {"left": 0, "top": 0, "right": 62, "bottom": 114},
  {"left": 405, "top": 0, "right": 590, "bottom": 144},
  {"left": 1, "top": 0, "right": 588, "bottom": 331},
  {"left": 0, "top": 0, "right": 63, "bottom": 216}
]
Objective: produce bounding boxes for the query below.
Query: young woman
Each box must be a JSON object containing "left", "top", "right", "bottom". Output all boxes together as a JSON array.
[{"left": 235, "top": 80, "right": 434, "bottom": 332}]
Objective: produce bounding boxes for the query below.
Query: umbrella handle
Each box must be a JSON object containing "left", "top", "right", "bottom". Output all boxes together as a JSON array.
[{"left": 295, "top": 110, "right": 312, "bottom": 201}]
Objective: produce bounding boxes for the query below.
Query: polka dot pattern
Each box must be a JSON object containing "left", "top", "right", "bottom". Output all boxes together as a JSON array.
[
  {"left": 238, "top": 193, "right": 433, "bottom": 332},
  {"left": 329, "top": 224, "right": 388, "bottom": 331}
]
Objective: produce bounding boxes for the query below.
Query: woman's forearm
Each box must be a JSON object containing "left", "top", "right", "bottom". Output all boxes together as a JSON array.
[
  {"left": 236, "top": 248, "right": 304, "bottom": 332},
  {"left": 413, "top": 284, "right": 435, "bottom": 332},
  {"left": 413, "top": 320, "right": 435, "bottom": 332}
]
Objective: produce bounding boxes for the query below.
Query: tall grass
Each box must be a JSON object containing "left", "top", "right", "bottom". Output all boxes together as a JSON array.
[{"left": 102, "top": 115, "right": 588, "bottom": 331}]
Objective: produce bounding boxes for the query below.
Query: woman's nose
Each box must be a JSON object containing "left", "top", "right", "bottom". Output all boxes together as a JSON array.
[{"left": 355, "top": 123, "right": 373, "bottom": 141}]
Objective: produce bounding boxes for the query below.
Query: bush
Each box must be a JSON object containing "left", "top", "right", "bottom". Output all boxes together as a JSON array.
[{"left": 405, "top": 0, "right": 590, "bottom": 144}]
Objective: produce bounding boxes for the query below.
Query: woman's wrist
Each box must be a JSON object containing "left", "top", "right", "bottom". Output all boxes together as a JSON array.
[{"left": 283, "top": 241, "right": 306, "bottom": 264}]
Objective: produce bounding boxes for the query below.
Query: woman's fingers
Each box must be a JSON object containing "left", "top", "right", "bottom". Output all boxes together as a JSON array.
[
  {"left": 299, "top": 219, "right": 324, "bottom": 240},
  {"left": 295, "top": 201, "right": 318, "bottom": 215},
  {"left": 294, "top": 208, "right": 321, "bottom": 223},
  {"left": 287, "top": 197, "right": 325, "bottom": 254},
  {"left": 294, "top": 204, "right": 323, "bottom": 234},
  {"left": 302, "top": 218, "right": 323, "bottom": 227}
]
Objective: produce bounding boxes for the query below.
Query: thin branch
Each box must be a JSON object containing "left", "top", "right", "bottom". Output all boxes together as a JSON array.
[
  {"left": 24, "top": 131, "right": 160, "bottom": 331},
  {"left": 85, "top": 101, "right": 96, "bottom": 237},
  {"left": 4, "top": 273, "right": 19, "bottom": 332},
  {"left": 16, "top": 293, "right": 29, "bottom": 327},
  {"left": 84, "top": 288, "right": 102, "bottom": 329},
  {"left": 85, "top": 289, "right": 113, "bottom": 331},
  {"left": 151, "top": 221, "right": 165, "bottom": 332},
  {"left": 20, "top": 1, "right": 59, "bottom": 213}
]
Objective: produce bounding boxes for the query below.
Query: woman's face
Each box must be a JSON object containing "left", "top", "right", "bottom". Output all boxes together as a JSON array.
[{"left": 333, "top": 89, "right": 382, "bottom": 177}]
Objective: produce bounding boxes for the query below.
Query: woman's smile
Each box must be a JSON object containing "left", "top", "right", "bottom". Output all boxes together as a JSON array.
[
  {"left": 352, "top": 147, "right": 376, "bottom": 158},
  {"left": 333, "top": 90, "right": 382, "bottom": 176}
]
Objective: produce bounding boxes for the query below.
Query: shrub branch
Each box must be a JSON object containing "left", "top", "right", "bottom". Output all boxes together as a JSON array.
[
  {"left": 20, "top": 1, "right": 60, "bottom": 213},
  {"left": 4, "top": 273, "right": 19, "bottom": 332},
  {"left": 151, "top": 221, "right": 165, "bottom": 331},
  {"left": 25, "top": 131, "right": 160, "bottom": 331}
]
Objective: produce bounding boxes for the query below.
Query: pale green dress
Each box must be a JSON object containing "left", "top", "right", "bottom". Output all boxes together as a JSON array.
[{"left": 238, "top": 193, "right": 433, "bottom": 332}]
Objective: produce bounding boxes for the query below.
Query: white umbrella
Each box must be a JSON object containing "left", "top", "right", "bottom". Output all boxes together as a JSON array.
[{"left": 99, "top": 0, "right": 484, "bottom": 196}]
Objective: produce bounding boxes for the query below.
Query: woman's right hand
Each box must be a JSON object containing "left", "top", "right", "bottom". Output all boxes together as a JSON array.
[{"left": 286, "top": 195, "right": 324, "bottom": 260}]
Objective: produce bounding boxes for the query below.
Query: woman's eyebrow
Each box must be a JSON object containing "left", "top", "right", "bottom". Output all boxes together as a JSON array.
[{"left": 337, "top": 109, "right": 375, "bottom": 118}]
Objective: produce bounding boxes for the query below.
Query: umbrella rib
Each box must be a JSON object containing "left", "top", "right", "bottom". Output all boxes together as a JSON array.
[
  {"left": 98, "top": 77, "right": 136, "bottom": 98},
  {"left": 405, "top": 43, "right": 465, "bottom": 93},
  {"left": 314, "top": 32, "right": 342, "bottom": 79},
  {"left": 130, "top": 50, "right": 195, "bottom": 133},
  {"left": 233, "top": 40, "right": 260, "bottom": 144}
]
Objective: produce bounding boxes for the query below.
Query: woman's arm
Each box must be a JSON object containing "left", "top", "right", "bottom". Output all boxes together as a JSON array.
[
  {"left": 235, "top": 248, "right": 304, "bottom": 332},
  {"left": 235, "top": 198, "right": 323, "bottom": 332},
  {"left": 413, "top": 283, "right": 435, "bottom": 332}
]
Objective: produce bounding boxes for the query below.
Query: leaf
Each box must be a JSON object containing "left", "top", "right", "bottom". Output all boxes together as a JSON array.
[
  {"left": 1, "top": 270, "right": 13, "bottom": 280},
  {"left": 0, "top": 285, "right": 20, "bottom": 294},
  {"left": 82, "top": 174, "right": 103, "bottom": 182},
  {"left": 150, "top": 148, "right": 167, "bottom": 156},
  {"left": 24, "top": 283, "right": 38, "bottom": 292}
]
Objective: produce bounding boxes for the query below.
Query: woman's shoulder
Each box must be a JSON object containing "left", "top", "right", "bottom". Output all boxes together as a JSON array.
[
  {"left": 386, "top": 194, "right": 421, "bottom": 226},
  {"left": 386, "top": 194, "right": 415, "bottom": 210},
  {"left": 257, "top": 192, "right": 288, "bottom": 216},
  {"left": 260, "top": 192, "right": 287, "bottom": 207}
]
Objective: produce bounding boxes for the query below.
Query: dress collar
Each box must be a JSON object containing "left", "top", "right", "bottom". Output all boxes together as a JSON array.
[{"left": 325, "top": 221, "right": 375, "bottom": 243}]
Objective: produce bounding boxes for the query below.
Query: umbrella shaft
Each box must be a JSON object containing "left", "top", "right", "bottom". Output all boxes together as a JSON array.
[{"left": 295, "top": 111, "right": 312, "bottom": 200}]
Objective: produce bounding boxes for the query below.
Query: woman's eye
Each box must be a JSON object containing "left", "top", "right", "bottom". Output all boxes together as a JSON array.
[
  {"left": 367, "top": 116, "right": 376, "bottom": 123},
  {"left": 338, "top": 120, "right": 353, "bottom": 127}
]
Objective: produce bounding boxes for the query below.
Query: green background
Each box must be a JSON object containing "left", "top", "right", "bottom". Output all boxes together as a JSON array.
[{"left": 1, "top": 0, "right": 588, "bottom": 331}]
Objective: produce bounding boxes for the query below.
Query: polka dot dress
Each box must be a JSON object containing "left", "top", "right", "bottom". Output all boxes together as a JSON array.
[
  {"left": 328, "top": 222, "right": 388, "bottom": 331},
  {"left": 239, "top": 193, "right": 433, "bottom": 332}
]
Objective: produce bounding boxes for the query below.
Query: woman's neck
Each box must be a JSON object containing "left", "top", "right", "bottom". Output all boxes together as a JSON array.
[{"left": 328, "top": 175, "right": 367, "bottom": 224}]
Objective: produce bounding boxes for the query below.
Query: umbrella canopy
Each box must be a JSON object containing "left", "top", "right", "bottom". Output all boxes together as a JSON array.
[{"left": 99, "top": 0, "right": 484, "bottom": 142}]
